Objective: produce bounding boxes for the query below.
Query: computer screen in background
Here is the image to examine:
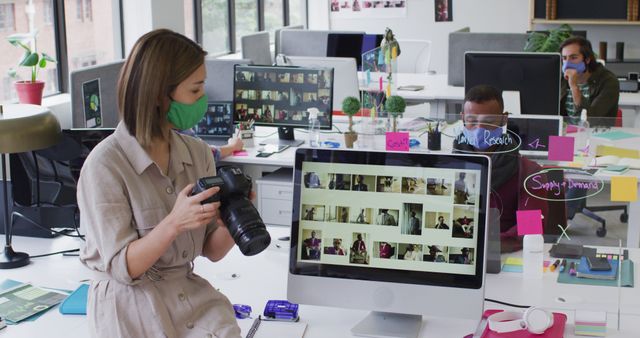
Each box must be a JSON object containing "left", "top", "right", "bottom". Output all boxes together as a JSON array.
[
  {"left": 465, "top": 52, "right": 562, "bottom": 115},
  {"left": 281, "top": 56, "right": 359, "bottom": 112},
  {"left": 194, "top": 102, "right": 234, "bottom": 139},
  {"left": 326, "top": 33, "right": 384, "bottom": 70},
  {"left": 289, "top": 149, "right": 490, "bottom": 337},
  {"left": 233, "top": 65, "right": 334, "bottom": 146},
  {"left": 507, "top": 114, "right": 563, "bottom": 157}
]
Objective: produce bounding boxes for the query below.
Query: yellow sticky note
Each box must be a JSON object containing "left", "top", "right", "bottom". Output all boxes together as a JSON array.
[
  {"left": 611, "top": 176, "right": 638, "bottom": 202},
  {"left": 386, "top": 84, "right": 391, "bottom": 97},
  {"left": 370, "top": 105, "right": 377, "bottom": 119},
  {"left": 392, "top": 46, "right": 398, "bottom": 59},
  {"left": 505, "top": 257, "right": 523, "bottom": 266},
  {"left": 596, "top": 145, "right": 640, "bottom": 159}
]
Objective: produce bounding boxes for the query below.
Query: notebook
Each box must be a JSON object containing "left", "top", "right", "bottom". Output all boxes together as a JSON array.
[
  {"left": 589, "top": 155, "right": 640, "bottom": 169},
  {"left": 479, "top": 309, "right": 566, "bottom": 338},
  {"left": 238, "top": 317, "right": 307, "bottom": 338},
  {"left": 196, "top": 101, "right": 235, "bottom": 146},
  {"left": 59, "top": 284, "right": 89, "bottom": 315},
  {"left": 576, "top": 256, "right": 618, "bottom": 280}
]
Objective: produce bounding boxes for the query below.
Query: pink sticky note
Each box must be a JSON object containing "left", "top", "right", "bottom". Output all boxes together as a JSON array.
[
  {"left": 548, "top": 136, "right": 575, "bottom": 161},
  {"left": 232, "top": 150, "right": 249, "bottom": 156},
  {"left": 379, "top": 76, "right": 383, "bottom": 92},
  {"left": 386, "top": 132, "right": 410, "bottom": 151},
  {"left": 516, "top": 209, "right": 543, "bottom": 236}
]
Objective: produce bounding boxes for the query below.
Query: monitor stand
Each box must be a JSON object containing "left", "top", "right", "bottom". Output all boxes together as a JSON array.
[
  {"left": 351, "top": 312, "right": 422, "bottom": 338},
  {"left": 259, "top": 126, "right": 304, "bottom": 147}
]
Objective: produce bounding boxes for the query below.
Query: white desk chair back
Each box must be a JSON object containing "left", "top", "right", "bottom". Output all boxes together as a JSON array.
[{"left": 397, "top": 39, "right": 432, "bottom": 74}]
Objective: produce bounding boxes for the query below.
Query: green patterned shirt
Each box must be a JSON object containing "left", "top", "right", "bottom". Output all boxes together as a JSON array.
[{"left": 565, "top": 83, "right": 590, "bottom": 125}]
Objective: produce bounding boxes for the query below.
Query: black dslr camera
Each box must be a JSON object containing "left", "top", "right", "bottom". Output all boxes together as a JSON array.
[{"left": 192, "top": 166, "right": 271, "bottom": 256}]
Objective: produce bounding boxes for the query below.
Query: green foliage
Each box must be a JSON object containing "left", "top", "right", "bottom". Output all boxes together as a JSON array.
[
  {"left": 524, "top": 24, "right": 574, "bottom": 53},
  {"left": 385, "top": 95, "right": 406, "bottom": 116},
  {"left": 7, "top": 32, "right": 56, "bottom": 82},
  {"left": 342, "top": 96, "right": 361, "bottom": 116}
]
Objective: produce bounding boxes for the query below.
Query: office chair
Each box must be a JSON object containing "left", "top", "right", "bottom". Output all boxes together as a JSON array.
[
  {"left": 396, "top": 39, "right": 432, "bottom": 74},
  {"left": 567, "top": 194, "right": 628, "bottom": 238}
]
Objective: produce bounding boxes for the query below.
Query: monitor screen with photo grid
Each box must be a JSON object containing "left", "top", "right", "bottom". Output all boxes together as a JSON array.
[{"left": 288, "top": 149, "right": 491, "bottom": 324}]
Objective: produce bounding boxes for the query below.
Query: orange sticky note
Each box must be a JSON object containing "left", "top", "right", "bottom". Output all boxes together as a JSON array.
[
  {"left": 392, "top": 46, "right": 398, "bottom": 59},
  {"left": 611, "top": 176, "right": 638, "bottom": 202}
]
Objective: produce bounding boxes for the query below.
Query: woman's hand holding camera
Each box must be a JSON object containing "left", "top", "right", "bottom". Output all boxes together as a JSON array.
[{"left": 166, "top": 184, "right": 221, "bottom": 235}]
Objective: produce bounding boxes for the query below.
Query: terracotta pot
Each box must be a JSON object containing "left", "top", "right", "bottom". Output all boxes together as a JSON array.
[
  {"left": 344, "top": 132, "right": 358, "bottom": 148},
  {"left": 14, "top": 81, "right": 45, "bottom": 105}
]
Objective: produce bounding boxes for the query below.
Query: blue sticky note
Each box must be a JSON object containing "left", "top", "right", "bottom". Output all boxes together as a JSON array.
[{"left": 594, "top": 130, "right": 640, "bottom": 141}]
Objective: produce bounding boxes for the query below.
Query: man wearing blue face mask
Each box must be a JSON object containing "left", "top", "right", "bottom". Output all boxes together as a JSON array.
[
  {"left": 453, "top": 85, "right": 549, "bottom": 252},
  {"left": 560, "top": 36, "right": 619, "bottom": 126}
]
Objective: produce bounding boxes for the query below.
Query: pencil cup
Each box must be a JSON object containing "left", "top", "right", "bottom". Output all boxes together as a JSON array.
[
  {"left": 239, "top": 129, "right": 254, "bottom": 148},
  {"left": 427, "top": 131, "right": 441, "bottom": 151}
]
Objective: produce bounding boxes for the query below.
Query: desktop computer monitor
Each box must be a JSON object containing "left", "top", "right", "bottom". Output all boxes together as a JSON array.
[
  {"left": 327, "top": 33, "right": 384, "bottom": 69},
  {"left": 289, "top": 149, "right": 490, "bottom": 337},
  {"left": 506, "top": 114, "right": 563, "bottom": 157},
  {"left": 464, "top": 52, "right": 562, "bottom": 115},
  {"left": 280, "top": 56, "right": 359, "bottom": 111},
  {"left": 233, "top": 65, "right": 334, "bottom": 146}
]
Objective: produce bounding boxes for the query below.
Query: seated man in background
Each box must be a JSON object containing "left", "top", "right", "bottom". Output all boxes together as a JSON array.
[
  {"left": 559, "top": 36, "right": 619, "bottom": 126},
  {"left": 453, "top": 85, "right": 549, "bottom": 252}
]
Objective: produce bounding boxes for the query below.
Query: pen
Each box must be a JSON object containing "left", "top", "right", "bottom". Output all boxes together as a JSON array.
[
  {"left": 246, "top": 315, "right": 262, "bottom": 338},
  {"left": 569, "top": 262, "right": 576, "bottom": 276},
  {"left": 559, "top": 259, "right": 567, "bottom": 272},
  {"left": 550, "top": 259, "right": 560, "bottom": 272}
]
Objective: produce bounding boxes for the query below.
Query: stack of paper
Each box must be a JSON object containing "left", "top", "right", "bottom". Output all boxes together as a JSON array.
[
  {"left": 576, "top": 256, "right": 618, "bottom": 280},
  {"left": 575, "top": 310, "right": 607, "bottom": 337}
]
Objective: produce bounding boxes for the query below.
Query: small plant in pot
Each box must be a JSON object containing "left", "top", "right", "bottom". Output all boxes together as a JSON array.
[
  {"left": 384, "top": 95, "right": 406, "bottom": 132},
  {"left": 7, "top": 32, "right": 56, "bottom": 105},
  {"left": 342, "top": 96, "right": 361, "bottom": 148}
]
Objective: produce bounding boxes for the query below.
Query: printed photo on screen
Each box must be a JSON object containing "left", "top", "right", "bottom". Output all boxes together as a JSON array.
[
  {"left": 402, "top": 177, "right": 426, "bottom": 194},
  {"left": 335, "top": 206, "right": 350, "bottom": 223},
  {"left": 454, "top": 172, "right": 477, "bottom": 205},
  {"left": 324, "top": 238, "right": 347, "bottom": 256},
  {"left": 424, "top": 212, "right": 451, "bottom": 230},
  {"left": 452, "top": 206, "right": 475, "bottom": 239},
  {"left": 375, "top": 208, "right": 399, "bottom": 226},
  {"left": 376, "top": 176, "right": 401, "bottom": 193},
  {"left": 352, "top": 174, "right": 375, "bottom": 191},
  {"left": 425, "top": 245, "right": 448, "bottom": 262},
  {"left": 351, "top": 208, "right": 373, "bottom": 224},
  {"left": 401, "top": 203, "right": 423, "bottom": 235},
  {"left": 301, "top": 229, "right": 322, "bottom": 260},
  {"left": 427, "top": 178, "right": 452, "bottom": 196},
  {"left": 301, "top": 205, "right": 326, "bottom": 222},
  {"left": 328, "top": 173, "right": 351, "bottom": 190},
  {"left": 398, "top": 243, "right": 423, "bottom": 261},
  {"left": 350, "top": 232, "right": 370, "bottom": 265},
  {"left": 374, "top": 241, "right": 397, "bottom": 259},
  {"left": 449, "top": 247, "right": 474, "bottom": 265},
  {"left": 304, "top": 172, "right": 328, "bottom": 189}
]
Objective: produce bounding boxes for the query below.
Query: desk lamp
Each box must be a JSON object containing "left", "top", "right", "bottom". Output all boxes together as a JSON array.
[{"left": 0, "top": 104, "right": 61, "bottom": 269}]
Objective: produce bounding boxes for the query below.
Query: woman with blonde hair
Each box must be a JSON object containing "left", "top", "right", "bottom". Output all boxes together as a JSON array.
[{"left": 78, "top": 29, "right": 241, "bottom": 337}]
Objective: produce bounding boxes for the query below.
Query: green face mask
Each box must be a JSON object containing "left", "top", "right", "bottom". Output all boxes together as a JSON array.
[{"left": 167, "top": 95, "right": 208, "bottom": 130}]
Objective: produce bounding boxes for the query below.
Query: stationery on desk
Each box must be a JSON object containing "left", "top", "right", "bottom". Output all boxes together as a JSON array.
[
  {"left": 0, "top": 281, "right": 68, "bottom": 323},
  {"left": 238, "top": 316, "right": 307, "bottom": 338},
  {"left": 590, "top": 155, "right": 640, "bottom": 169}
]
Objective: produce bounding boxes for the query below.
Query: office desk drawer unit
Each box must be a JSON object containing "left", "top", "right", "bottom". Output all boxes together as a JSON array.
[{"left": 256, "top": 168, "right": 293, "bottom": 226}]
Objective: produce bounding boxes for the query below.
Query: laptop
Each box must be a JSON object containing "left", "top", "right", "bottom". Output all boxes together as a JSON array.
[
  {"left": 506, "top": 114, "right": 562, "bottom": 158},
  {"left": 195, "top": 101, "right": 235, "bottom": 146}
]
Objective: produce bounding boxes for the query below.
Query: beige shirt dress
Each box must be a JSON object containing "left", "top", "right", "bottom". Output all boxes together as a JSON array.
[{"left": 78, "top": 122, "right": 241, "bottom": 338}]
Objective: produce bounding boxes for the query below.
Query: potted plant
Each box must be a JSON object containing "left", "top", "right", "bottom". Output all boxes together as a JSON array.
[
  {"left": 524, "top": 24, "right": 574, "bottom": 53},
  {"left": 384, "top": 95, "right": 406, "bottom": 132},
  {"left": 7, "top": 32, "right": 56, "bottom": 105},
  {"left": 341, "top": 96, "right": 360, "bottom": 148}
]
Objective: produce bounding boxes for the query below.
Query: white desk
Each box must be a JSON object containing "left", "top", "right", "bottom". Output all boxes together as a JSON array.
[
  {"left": 359, "top": 73, "right": 640, "bottom": 127},
  {"left": 3, "top": 228, "right": 640, "bottom": 337}
]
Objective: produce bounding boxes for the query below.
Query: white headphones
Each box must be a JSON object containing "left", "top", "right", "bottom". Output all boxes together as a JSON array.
[{"left": 487, "top": 307, "right": 554, "bottom": 334}]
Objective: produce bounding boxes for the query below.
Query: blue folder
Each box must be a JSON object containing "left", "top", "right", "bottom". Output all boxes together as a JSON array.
[{"left": 59, "top": 284, "right": 89, "bottom": 315}]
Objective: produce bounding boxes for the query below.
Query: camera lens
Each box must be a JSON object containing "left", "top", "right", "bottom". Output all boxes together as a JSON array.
[{"left": 222, "top": 198, "right": 271, "bottom": 256}]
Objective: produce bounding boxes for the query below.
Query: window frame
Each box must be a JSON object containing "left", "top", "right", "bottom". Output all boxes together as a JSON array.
[
  {"left": 47, "top": 0, "right": 124, "bottom": 95},
  {"left": 193, "top": 0, "right": 307, "bottom": 56}
]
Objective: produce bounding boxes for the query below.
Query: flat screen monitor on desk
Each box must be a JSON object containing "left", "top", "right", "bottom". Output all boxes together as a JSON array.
[
  {"left": 326, "top": 33, "right": 384, "bottom": 70},
  {"left": 465, "top": 52, "right": 562, "bottom": 115},
  {"left": 507, "top": 114, "right": 563, "bottom": 157},
  {"left": 233, "top": 65, "right": 333, "bottom": 146},
  {"left": 289, "top": 149, "right": 490, "bottom": 337}
]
